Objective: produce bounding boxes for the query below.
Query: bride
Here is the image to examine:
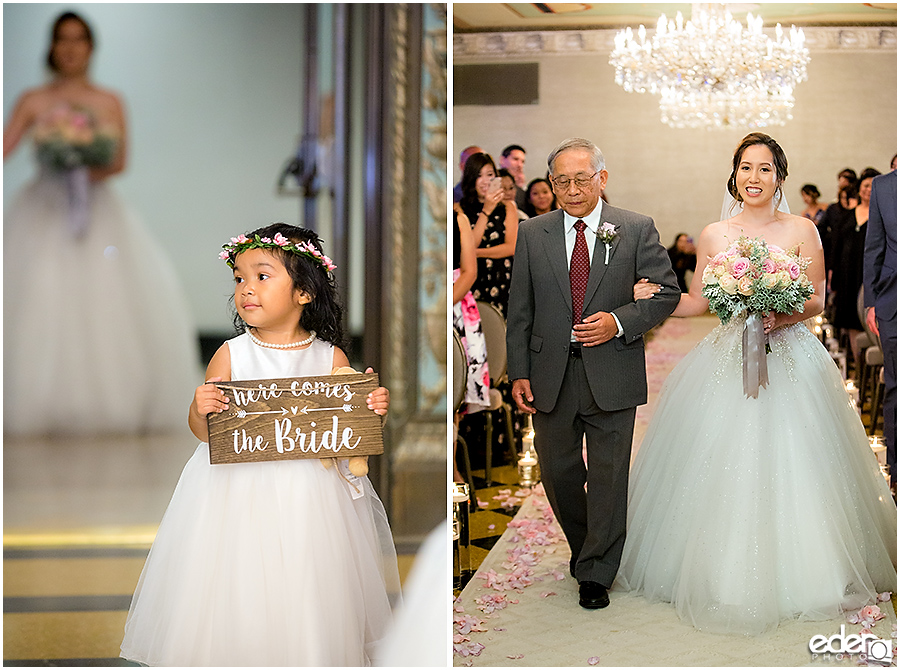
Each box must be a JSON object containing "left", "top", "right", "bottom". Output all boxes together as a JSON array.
[
  {"left": 3, "top": 12, "right": 200, "bottom": 435},
  {"left": 617, "top": 132, "right": 896, "bottom": 635}
]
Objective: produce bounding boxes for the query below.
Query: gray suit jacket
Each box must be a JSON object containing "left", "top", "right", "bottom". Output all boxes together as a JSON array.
[
  {"left": 864, "top": 170, "right": 897, "bottom": 321},
  {"left": 507, "top": 205, "right": 680, "bottom": 413}
]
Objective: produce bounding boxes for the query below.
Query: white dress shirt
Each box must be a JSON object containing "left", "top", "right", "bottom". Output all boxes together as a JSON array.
[{"left": 563, "top": 201, "right": 624, "bottom": 338}]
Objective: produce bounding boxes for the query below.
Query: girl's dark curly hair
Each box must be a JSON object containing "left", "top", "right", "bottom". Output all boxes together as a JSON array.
[{"left": 230, "top": 223, "right": 345, "bottom": 351}]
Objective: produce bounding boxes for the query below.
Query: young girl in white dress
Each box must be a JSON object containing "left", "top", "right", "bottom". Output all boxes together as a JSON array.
[
  {"left": 618, "top": 133, "right": 896, "bottom": 635},
  {"left": 120, "top": 223, "right": 400, "bottom": 666}
]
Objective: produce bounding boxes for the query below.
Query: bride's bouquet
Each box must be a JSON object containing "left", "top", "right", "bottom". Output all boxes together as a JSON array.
[
  {"left": 34, "top": 105, "right": 117, "bottom": 171},
  {"left": 701, "top": 236, "right": 814, "bottom": 398},
  {"left": 701, "top": 236, "right": 814, "bottom": 324}
]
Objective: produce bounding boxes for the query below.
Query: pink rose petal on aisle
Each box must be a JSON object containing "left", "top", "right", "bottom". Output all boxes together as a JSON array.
[
  {"left": 477, "top": 498, "right": 489, "bottom": 508},
  {"left": 507, "top": 654, "right": 524, "bottom": 659},
  {"left": 540, "top": 591, "right": 557, "bottom": 598},
  {"left": 588, "top": 657, "right": 600, "bottom": 666},
  {"left": 488, "top": 524, "right": 496, "bottom": 530},
  {"left": 878, "top": 591, "right": 892, "bottom": 602}
]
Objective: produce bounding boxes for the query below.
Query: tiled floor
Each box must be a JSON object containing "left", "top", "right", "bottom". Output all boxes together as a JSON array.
[{"left": 3, "top": 431, "right": 418, "bottom": 666}]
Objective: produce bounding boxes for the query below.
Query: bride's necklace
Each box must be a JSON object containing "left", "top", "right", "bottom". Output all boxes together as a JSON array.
[{"left": 246, "top": 328, "right": 315, "bottom": 349}]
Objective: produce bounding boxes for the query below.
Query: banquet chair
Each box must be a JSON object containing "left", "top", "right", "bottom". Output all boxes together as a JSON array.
[
  {"left": 857, "top": 288, "right": 884, "bottom": 428},
  {"left": 475, "top": 300, "right": 517, "bottom": 485},
  {"left": 453, "top": 330, "right": 476, "bottom": 501}
]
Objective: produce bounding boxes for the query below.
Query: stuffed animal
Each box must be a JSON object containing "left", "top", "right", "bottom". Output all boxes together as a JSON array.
[{"left": 320, "top": 365, "right": 368, "bottom": 477}]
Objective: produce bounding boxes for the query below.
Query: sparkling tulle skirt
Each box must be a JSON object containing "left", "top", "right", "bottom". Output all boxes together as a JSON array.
[
  {"left": 120, "top": 444, "right": 401, "bottom": 666},
  {"left": 616, "top": 316, "right": 896, "bottom": 635},
  {"left": 3, "top": 173, "right": 200, "bottom": 435}
]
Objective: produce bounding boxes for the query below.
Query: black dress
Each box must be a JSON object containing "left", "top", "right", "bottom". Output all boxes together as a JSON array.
[
  {"left": 829, "top": 207, "right": 867, "bottom": 331},
  {"left": 460, "top": 199, "right": 513, "bottom": 316},
  {"left": 667, "top": 248, "right": 696, "bottom": 293},
  {"left": 457, "top": 198, "right": 521, "bottom": 469}
]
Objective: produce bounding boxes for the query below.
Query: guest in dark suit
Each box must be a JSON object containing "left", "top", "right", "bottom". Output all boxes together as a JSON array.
[
  {"left": 864, "top": 168, "right": 897, "bottom": 489},
  {"left": 507, "top": 137, "right": 680, "bottom": 609}
]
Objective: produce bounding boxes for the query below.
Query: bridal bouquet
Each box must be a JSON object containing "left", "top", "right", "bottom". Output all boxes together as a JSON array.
[
  {"left": 34, "top": 105, "right": 117, "bottom": 171},
  {"left": 701, "top": 236, "right": 814, "bottom": 324}
]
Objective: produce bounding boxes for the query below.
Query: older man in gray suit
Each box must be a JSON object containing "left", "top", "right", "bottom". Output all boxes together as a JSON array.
[{"left": 507, "top": 138, "right": 680, "bottom": 609}]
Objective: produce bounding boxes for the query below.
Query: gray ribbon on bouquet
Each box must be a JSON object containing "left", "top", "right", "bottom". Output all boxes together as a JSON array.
[
  {"left": 742, "top": 313, "right": 769, "bottom": 399},
  {"left": 65, "top": 166, "right": 90, "bottom": 239}
]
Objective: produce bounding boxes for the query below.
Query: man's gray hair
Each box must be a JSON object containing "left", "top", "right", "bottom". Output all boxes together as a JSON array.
[{"left": 547, "top": 138, "right": 605, "bottom": 175}]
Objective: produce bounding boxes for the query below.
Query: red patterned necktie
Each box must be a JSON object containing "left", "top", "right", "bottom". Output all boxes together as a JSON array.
[{"left": 570, "top": 219, "right": 590, "bottom": 327}]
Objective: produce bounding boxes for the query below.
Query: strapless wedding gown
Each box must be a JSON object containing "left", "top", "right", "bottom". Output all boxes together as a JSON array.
[
  {"left": 4, "top": 168, "right": 200, "bottom": 435},
  {"left": 616, "top": 315, "right": 896, "bottom": 635}
]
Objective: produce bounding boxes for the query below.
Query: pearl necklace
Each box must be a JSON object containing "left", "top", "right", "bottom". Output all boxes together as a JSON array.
[{"left": 246, "top": 329, "right": 316, "bottom": 349}]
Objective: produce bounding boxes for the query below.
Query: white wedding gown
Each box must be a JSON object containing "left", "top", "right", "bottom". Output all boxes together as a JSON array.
[
  {"left": 617, "top": 314, "right": 897, "bottom": 635},
  {"left": 4, "top": 168, "right": 200, "bottom": 435},
  {"left": 120, "top": 334, "right": 401, "bottom": 666}
]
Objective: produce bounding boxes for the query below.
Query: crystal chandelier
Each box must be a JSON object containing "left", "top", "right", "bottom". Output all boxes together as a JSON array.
[{"left": 609, "top": 3, "right": 810, "bottom": 129}]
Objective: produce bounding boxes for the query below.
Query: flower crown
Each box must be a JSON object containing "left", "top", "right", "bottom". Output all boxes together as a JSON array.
[{"left": 219, "top": 232, "right": 337, "bottom": 272}]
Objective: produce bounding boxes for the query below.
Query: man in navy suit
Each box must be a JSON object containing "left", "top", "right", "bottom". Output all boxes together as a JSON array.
[{"left": 864, "top": 168, "right": 897, "bottom": 490}]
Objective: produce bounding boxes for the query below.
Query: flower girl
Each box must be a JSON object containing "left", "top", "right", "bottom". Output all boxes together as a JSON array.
[{"left": 121, "top": 223, "right": 400, "bottom": 666}]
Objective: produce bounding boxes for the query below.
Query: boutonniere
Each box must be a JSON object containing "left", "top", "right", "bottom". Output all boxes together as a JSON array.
[{"left": 593, "top": 222, "right": 618, "bottom": 265}]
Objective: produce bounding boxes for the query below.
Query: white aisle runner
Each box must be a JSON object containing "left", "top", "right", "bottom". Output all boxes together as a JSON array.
[{"left": 454, "top": 316, "right": 896, "bottom": 667}]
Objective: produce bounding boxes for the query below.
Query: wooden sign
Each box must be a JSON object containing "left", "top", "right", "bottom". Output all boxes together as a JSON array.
[{"left": 207, "top": 373, "right": 383, "bottom": 465}]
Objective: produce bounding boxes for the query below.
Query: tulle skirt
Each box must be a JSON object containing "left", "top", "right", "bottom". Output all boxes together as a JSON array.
[
  {"left": 616, "top": 316, "right": 896, "bottom": 635},
  {"left": 3, "top": 172, "right": 200, "bottom": 435},
  {"left": 120, "top": 444, "right": 400, "bottom": 666}
]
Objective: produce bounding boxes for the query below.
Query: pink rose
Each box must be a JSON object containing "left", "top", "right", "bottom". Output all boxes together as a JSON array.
[
  {"left": 731, "top": 257, "right": 751, "bottom": 278},
  {"left": 762, "top": 258, "right": 776, "bottom": 274},
  {"left": 788, "top": 262, "right": 801, "bottom": 280}
]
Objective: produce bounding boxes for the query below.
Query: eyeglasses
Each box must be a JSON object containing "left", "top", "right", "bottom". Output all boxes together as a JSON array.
[{"left": 551, "top": 171, "right": 600, "bottom": 190}]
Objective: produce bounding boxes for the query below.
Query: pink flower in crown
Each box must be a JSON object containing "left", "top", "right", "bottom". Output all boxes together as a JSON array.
[
  {"left": 218, "top": 250, "right": 230, "bottom": 260},
  {"left": 231, "top": 234, "right": 249, "bottom": 244},
  {"left": 731, "top": 257, "right": 751, "bottom": 278},
  {"left": 273, "top": 233, "right": 290, "bottom": 246},
  {"left": 260, "top": 237, "right": 272, "bottom": 243}
]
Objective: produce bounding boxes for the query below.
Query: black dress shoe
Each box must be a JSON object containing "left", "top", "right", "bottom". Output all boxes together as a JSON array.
[{"left": 578, "top": 581, "right": 610, "bottom": 609}]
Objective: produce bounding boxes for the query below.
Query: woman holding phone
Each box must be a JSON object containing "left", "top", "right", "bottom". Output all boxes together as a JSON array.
[{"left": 455, "top": 152, "right": 518, "bottom": 315}]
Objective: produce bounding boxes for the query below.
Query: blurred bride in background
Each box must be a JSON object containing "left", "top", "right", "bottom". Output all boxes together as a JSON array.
[{"left": 3, "top": 11, "right": 200, "bottom": 436}]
